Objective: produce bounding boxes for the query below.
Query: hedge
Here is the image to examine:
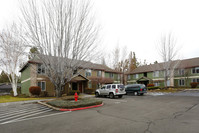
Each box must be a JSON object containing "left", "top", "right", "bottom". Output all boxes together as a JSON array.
[
  {"left": 29, "top": 86, "right": 41, "bottom": 96},
  {"left": 47, "top": 98, "right": 102, "bottom": 109},
  {"left": 190, "top": 82, "right": 198, "bottom": 88},
  {"left": 68, "top": 90, "right": 80, "bottom": 95},
  {"left": 147, "top": 86, "right": 159, "bottom": 90}
]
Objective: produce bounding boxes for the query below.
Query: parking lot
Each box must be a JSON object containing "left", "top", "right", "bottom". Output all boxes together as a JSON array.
[
  {"left": 0, "top": 103, "right": 69, "bottom": 125},
  {"left": 1, "top": 90, "right": 199, "bottom": 133}
]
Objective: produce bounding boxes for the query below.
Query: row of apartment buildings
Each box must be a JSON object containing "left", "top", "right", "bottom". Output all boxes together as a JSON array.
[
  {"left": 20, "top": 58, "right": 122, "bottom": 96},
  {"left": 20, "top": 57, "right": 199, "bottom": 96},
  {"left": 126, "top": 57, "right": 199, "bottom": 88}
]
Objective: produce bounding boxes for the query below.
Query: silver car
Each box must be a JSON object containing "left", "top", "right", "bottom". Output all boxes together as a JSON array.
[{"left": 95, "top": 84, "right": 126, "bottom": 99}]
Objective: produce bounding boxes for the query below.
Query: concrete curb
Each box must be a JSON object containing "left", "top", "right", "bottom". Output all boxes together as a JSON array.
[
  {"left": 38, "top": 101, "right": 103, "bottom": 111},
  {"left": 38, "top": 101, "right": 60, "bottom": 111},
  {"left": 60, "top": 103, "right": 104, "bottom": 111}
]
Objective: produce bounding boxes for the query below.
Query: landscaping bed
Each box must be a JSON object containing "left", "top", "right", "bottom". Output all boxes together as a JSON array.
[{"left": 47, "top": 97, "right": 103, "bottom": 109}]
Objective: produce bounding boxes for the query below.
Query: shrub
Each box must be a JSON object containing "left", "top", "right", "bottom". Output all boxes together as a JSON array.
[
  {"left": 40, "top": 91, "right": 48, "bottom": 97},
  {"left": 85, "top": 88, "right": 95, "bottom": 94},
  {"left": 147, "top": 86, "right": 159, "bottom": 90},
  {"left": 190, "top": 82, "right": 198, "bottom": 88},
  {"left": 147, "top": 84, "right": 155, "bottom": 87},
  {"left": 29, "top": 86, "right": 41, "bottom": 96},
  {"left": 68, "top": 90, "right": 80, "bottom": 96},
  {"left": 47, "top": 98, "right": 102, "bottom": 109}
]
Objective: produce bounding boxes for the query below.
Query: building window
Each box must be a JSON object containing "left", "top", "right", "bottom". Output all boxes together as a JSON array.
[
  {"left": 37, "top": 64, "right": 45, "bottom": 74},
  {"left": 153, "top": 71, "right": 159, "bottom": 77},
  {"left": 179, "top": 69, "right": 184, "bottom": 75},
  {"left": 118, "top": 74, "right": 120, "bottom": 80},
  {"left": 192, "top": 67, "right": 199, "bottom": 74},
  {"left": 128, "top": 75, "right": 131, "bottom": 80},
  {"left": 133, "top": 74, "right": 138, "bottom": 79},
  {"left": 97, "top": 71, "right": 102, "bottom": 77},
  {"left": 154, "top": 82, "right": 160, "bottom": 87},
  {"left": 88, "top": 81, "right": 92, "bottom": 88},
  {"left": 192, "top": 78, "right": 199, "bottom": 83},
  {"left": 179, "top": 79, "right": 185, "bottom": 86},
  {"left": 109, "top": 73, "right": 114, "bottom": 78},
  {"left": 85, "top": 69, "right": 92, "bottom": 77},
  {"left": 37, "top": 81, "right": 46, "bottom": 91},
  {"left": 164, "top": 70, "right": 170, "bottom": 77}
]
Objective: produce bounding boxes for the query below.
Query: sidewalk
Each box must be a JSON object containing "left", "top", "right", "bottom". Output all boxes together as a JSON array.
[
  {"left": 0, "top": 94, "right": 94, "bottom": 107},
  {"left": 0, "top": 99, "right": 54, "bottom": 107}
]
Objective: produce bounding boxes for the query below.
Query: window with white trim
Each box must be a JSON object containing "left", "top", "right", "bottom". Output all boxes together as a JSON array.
[
  {"left": 133, "top": 74, "right": 138, "bottom": 79},
  {"left": 85, "top": 69, "right": 92, "bottom": 77},
  {"left": 109, "top": 73, "right": 114, "bottom": 78},
  {"left": 118, "top": 74, "right": 120, "bottom": 80},
  {"left": 164, "top": 70, "right": 170, "bottom": 77},
  {"left": 192, "top": 67, "right": 199, "bottom": 74},
  {"left": 179, "top": 79, "right": 185, "bottom": 86},
  {"left": 88, "top": 81, "right": 92, "bottom": 88},
  {"left": 153, "top": 71, "right": 159, "bottom": 77},
  {"left": 192, "top": 78, "right": 199, "bottom": 83},
  {"left": 37, "top": 81, "right": 46, "bottom": 91},
  {"left": 154, "top": 82, "right": 160, "bottom": 87},
  {"left": 179, "top": 69, "right": 185, "bottom": 75},
  {"left": 97, "top": 71, "right": 102, "bottom": 77},
  {"left": 128, "top": 75, "right": 131, "bottom": 80},
  {"left": 37, "top": 64, "right": 45, "bottom": 74}
]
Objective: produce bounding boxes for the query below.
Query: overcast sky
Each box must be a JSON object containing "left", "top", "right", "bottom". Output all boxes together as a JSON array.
[{"left": 0, "top": 0, "right": 199, "bottom": 64}]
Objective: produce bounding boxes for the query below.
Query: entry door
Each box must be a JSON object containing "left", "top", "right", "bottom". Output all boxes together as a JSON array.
[
  {"left": 79, "top": 82, "right": 82, "bottom": 93},
  {"left": 72, "top": 83, "right": 77, "bottom": 90}
]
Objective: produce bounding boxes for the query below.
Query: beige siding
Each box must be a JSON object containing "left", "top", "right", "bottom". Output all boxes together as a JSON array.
[{"left": 30, "top": 64, "right": 37, "bottom": 86}]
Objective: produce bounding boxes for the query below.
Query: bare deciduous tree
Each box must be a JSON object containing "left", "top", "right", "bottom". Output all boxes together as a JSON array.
[
  {"left": 0, "top": 24, "right": 26, "bottom": 96},
  {"left": 20, "top": 0, "right": 99, "bottom": 97},
  {"left": 112, "top": 46, "right": 120, "bottom": 70},
  {"left": 158, "top": 33, "right": 181, "bottom": 88}
]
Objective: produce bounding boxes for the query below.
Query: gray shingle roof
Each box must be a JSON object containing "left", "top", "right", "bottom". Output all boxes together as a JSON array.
[
  {"left": 127, "top": 57, "right": 199, "bottom": 74},
  {"left": 20, "top": 57, "right": 121, "bottom": 74}
]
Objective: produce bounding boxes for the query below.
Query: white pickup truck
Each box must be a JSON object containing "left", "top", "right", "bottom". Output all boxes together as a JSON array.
[{"left": 95, "top": 84, "right": 126, "bottom": 99}]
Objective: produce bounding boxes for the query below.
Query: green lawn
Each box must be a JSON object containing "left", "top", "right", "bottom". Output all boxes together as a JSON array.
[{"left": 0, "top": 95, "right": 55, "bottom": 103}]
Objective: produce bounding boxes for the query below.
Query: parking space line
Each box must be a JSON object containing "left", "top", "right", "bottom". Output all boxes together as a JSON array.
[
  {"left": 0, "top": 111, "right": 71, "bottom": 125},
  {"left": 0, "top": 104, "right": 45, "bottom": 113},
  {"left": 0, "top": 106, "right": 49, "bottom": 118},
  {"left": 96, "top": 98, "right": 128, "bottom": 103},
  {"left": 0, "top": 104, "right": 41, "bottom": 113},
  {"left": 0, "top": 108, "right": 52, "bottom": 122}
]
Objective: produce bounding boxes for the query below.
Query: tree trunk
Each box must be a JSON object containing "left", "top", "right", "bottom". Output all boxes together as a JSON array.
[
  {"left": 11, "top": 83, "right": 18, "bottom": 96},
  {"left": 55, "top": 89, "right": 61, "bottom": 98}
]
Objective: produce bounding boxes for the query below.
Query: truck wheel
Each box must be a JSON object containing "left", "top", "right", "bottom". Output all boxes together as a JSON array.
[
  {"left": 118, "top": 95, "right": 123, "bottom": 98},
  {"left": 109, "top": 93, "right": 115, "bottom": 99},
  {"left": 95, "top": 92, "right": 99, "bottom": 97},
  {"left": 140, "top": 93, "right": 144, "bottom": 96}
]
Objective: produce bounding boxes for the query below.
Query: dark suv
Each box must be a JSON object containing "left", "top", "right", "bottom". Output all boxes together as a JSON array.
[{"left": 125, "top": 84, "right": 147, "bottom": 96}]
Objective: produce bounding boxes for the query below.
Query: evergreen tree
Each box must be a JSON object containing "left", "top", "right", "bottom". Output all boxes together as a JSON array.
[
  {"left": 0, "top": 71, "right": 10, "bottom": 83},
  {"left": 28, "top": 47, "right": 38, "bottom": 59},
  {"left": 129, "top": 51, "right": 139, "bottom": 71}
]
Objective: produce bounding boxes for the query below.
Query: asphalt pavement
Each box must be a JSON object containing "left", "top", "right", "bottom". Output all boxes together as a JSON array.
[{"left": 1, "top": 90, "right": 199, "bottom": 133}]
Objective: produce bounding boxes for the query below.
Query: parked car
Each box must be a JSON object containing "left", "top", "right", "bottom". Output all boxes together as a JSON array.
[
  {"left": 125, "top": 84, "right": 147, "bottom": 96},
  {"left": 95, "top": 84, "right": 126, "bottom": 99}
]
